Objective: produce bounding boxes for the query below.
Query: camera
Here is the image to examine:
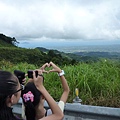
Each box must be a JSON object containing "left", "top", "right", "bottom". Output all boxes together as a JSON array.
[
  {"left": 14, "top": 70, "right": 25, "bottom": 84},
  {"left": 27, "top": 70, "right": 38, "bottom": 78}
]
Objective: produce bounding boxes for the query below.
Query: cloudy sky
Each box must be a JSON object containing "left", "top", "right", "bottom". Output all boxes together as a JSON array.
[{"left": 0, "top": 0, "right": 120, "bottom": 48}]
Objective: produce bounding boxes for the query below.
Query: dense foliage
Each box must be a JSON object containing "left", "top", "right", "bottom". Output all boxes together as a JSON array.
[{"left": 0, "top": 47, "right": 77, "bottom": 66}]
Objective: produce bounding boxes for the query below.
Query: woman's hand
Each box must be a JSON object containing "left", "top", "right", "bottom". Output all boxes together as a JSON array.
[
  {"left": 48, "top": 61, "right": 62, "bottom": 73},
  {"left": 40, "top": 62, "right": 62, "bottom": 73},
  {"left": 48, "top": 62, "right": 70, "bottom": 104},
  {"left": 33, "top": 70, "right": 44, "bottom": 90},
  {"left": 40, "top": 63, "right": 49, "bottom": 73}
]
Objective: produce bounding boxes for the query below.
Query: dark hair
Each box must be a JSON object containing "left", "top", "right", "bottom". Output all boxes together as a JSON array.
[
  {"left": 21, "top": 82, "right": 42, "bottom": 120},
  {"left": 0, "top": 70, "right": 19, "bottom": 120}
]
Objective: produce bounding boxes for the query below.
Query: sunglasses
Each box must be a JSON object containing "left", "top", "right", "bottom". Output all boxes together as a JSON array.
[
  {"left": 8, "top": 84, "right": 24, "bottom": 98},
  {"left": 14, "top": 84, "right": 24, "bottom": 93}
]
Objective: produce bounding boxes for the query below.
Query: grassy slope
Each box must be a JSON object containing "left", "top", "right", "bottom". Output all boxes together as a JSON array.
[{"left": 1, "top": 59, "right": 120, "bottom": 108}]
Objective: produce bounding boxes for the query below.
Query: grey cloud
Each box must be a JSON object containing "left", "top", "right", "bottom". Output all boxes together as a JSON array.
[{"left": 0, "top": 0, "right": 120, "bottom": 42}]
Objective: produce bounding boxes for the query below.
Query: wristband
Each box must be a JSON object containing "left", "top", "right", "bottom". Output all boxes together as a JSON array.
[
  {"left": 38, "top": 74, "right": 43, "bottom": 77},
  {"left": 58, "top": 70, "right": 65, "bottom": 76}
]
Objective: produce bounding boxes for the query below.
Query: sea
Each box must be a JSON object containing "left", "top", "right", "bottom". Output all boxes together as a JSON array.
[
  {"left": 18, "top": 41, "right": 120, "bottom": 53},
  {"left": 43, "top": 44, "right": 120, "bottom": 53}
]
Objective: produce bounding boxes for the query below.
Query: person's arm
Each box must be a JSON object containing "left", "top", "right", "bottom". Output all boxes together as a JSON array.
[
  {"left": 59, "top": 75, "right": 70, "bottom": 103},
  {"left": 33, "top": 70, "right": 64, "bottom": 120},
  {"left": 48, "top": 62, "right": 70, "bottom": 104}
]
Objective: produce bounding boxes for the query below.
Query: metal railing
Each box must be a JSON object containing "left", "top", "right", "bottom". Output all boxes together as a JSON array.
[{"left": 12, "top": 98, "right": 120, "bottom": 120}]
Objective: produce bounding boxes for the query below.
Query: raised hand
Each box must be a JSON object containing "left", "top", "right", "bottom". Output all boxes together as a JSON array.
[
  {"left": 48, "top": 61, "right": 62, "bottom": 73},
  {"left": 40, "top": 63, "right": 49, "bottom": 73},
  {"left": 33, "top": 70, "right": 44, "bottom": 90}
]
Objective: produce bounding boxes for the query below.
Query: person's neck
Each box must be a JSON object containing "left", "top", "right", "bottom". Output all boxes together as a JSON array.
[{"left": 6, "top": 98, "right": 12, "bottom": 107}]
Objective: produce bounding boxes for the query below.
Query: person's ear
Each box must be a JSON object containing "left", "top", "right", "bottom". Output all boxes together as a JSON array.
[
  {"left": 10, "top": 94, "right": 15, "bottom": 103},
  {"left": 6, "top": 94, "right": 15, "bottom": 107}
]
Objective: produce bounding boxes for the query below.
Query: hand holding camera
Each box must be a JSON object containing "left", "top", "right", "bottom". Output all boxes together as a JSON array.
[
  {"left": 27, "top": 70, "right": 38, "bottom": 78},
  {"left": 14, "top": 62, "right": 63, "bottom": 84},
  {"left": 14, "top": 70, "right": 39, "bottom": 84}
]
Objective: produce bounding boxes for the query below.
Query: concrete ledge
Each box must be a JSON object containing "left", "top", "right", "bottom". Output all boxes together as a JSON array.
[
  {"left": 64, "top": 103, "right": 120, "bottom": 120},
  {"left": 13, "top": 98, "right": 120, "bottom": 120},
  {"left": 44, "top": 101, "right": 120, "bottom": 120}
]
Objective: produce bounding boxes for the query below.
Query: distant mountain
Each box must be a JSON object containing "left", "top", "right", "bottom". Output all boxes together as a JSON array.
[
  {"left": 73, "top": 51, "right": 120, "bottom": 59},
  {"left": 1, "top": 33, "right": 119, "bottom": 64},
  {"left": 36, "top": 47, "right": 49, "bottom": 53},
  {"left": 37, "top": 46, "right": 120, "bottom": 62},
  {"left": 37, "top": 47, "right": 99, "bottom": 62},
  {"left": 0, "top": 36, "right": 78, "bottom": 66},
  {"left": 37, "top": 47, "right": 73, "bottom": 60}
]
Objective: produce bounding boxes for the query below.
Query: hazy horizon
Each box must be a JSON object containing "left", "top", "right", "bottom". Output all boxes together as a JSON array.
[
  {"left": 18, "top": 39, "right": 120, "bottom": 49},
  {"left": 17, "top": 39, "right": 120, "bottom": 53}
]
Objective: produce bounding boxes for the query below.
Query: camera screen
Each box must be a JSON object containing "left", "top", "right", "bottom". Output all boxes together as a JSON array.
[{"left": 27, "top": 70, "right": 38, "bottom": 78}]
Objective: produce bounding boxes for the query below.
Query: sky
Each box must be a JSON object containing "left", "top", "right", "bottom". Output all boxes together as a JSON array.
[{"left": 0, "top": 0, "right": 120, "bottom": 48}]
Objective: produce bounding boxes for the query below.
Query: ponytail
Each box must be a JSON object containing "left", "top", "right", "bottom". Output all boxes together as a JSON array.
[
  {"left": 25, "top": 101, "right": 36, "bottom": 120},
  {"left": 21, "top": 82, "right": 42, "bottom": 120}
]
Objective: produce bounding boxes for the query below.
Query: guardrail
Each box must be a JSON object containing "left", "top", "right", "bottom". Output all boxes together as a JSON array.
[{"left": 12, "top": 98, "right": 120, "bottom": 120}]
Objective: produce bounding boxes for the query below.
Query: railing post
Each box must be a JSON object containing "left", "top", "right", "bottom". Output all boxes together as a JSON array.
[{"left": 73, "top": 88, "right": 82, "bottom": 104}]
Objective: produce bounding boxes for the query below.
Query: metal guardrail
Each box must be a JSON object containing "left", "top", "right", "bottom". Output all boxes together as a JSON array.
[
  {"left": 12, "top": 98, "right": 120, "bottom": 120},
  {"left": 63, "top": 103, "right": 120, "bottom": 120}
]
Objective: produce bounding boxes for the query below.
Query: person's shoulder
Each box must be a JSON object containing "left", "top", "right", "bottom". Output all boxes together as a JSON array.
[{"left": 46, "top": 100, "right": 65, "bottom": 116}]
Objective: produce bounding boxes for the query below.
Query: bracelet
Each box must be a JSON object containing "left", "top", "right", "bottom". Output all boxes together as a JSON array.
[
  {"left": 58, "top": 70, "right": 65, "bottom": 77},
  {"left": 38, "top": 74, "right": 43, "bottom": 77}
]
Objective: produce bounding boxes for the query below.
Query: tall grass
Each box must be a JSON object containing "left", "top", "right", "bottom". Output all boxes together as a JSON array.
[
  {"left": 0, "top": 59, "right": 120, "bottom": 107},
  {"left": 63, "top": 59, "right": 120, "bottom": 107}
]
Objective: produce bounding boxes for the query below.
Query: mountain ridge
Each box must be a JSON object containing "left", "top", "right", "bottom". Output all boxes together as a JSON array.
[{"left": 0, "top": 33, "right": 120, "bottom": 63}]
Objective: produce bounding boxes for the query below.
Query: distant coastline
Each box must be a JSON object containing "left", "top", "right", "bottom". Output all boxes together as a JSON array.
[{"left": 18, "top": 43, "right": 120, "bottom": 53}]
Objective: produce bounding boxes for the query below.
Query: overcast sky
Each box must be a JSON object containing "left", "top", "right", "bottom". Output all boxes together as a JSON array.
[{"left": 0, "top": 0, "right": 120, "bottom": 47}]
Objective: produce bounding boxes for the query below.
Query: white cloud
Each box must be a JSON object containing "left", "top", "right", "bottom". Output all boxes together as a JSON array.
[{"left": 0, "top": 0, "right": 120, "bottom": 44}]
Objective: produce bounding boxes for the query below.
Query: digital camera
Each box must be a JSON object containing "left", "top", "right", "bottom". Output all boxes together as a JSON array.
[
  {"left": 14, "top": 70, "right": 25, "bottom": 84},
  {"left": 27, "top": 70, "right": 38, "bottom": 78}
]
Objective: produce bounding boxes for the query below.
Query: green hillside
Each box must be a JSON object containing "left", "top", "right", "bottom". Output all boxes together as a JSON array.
[
  {"left": 0, "top": 34, "right": 77, "bottom": 66},
  {"left": 1, "top": 33, "right": 119, "bottom": 66},
  {"left": 0, "top": 33, "right": 18, "bottom": 47}
]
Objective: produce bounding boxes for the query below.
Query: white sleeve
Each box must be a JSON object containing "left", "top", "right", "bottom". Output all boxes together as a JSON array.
[
  {"left": 46, "top": 109, "right": 52, "bottom": 116},
  {"left": 58, "top": 101, "right": 65, "bottom": 112},
  {"left": 46, "top": 101, "right": 65, "bottom": 116}
]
